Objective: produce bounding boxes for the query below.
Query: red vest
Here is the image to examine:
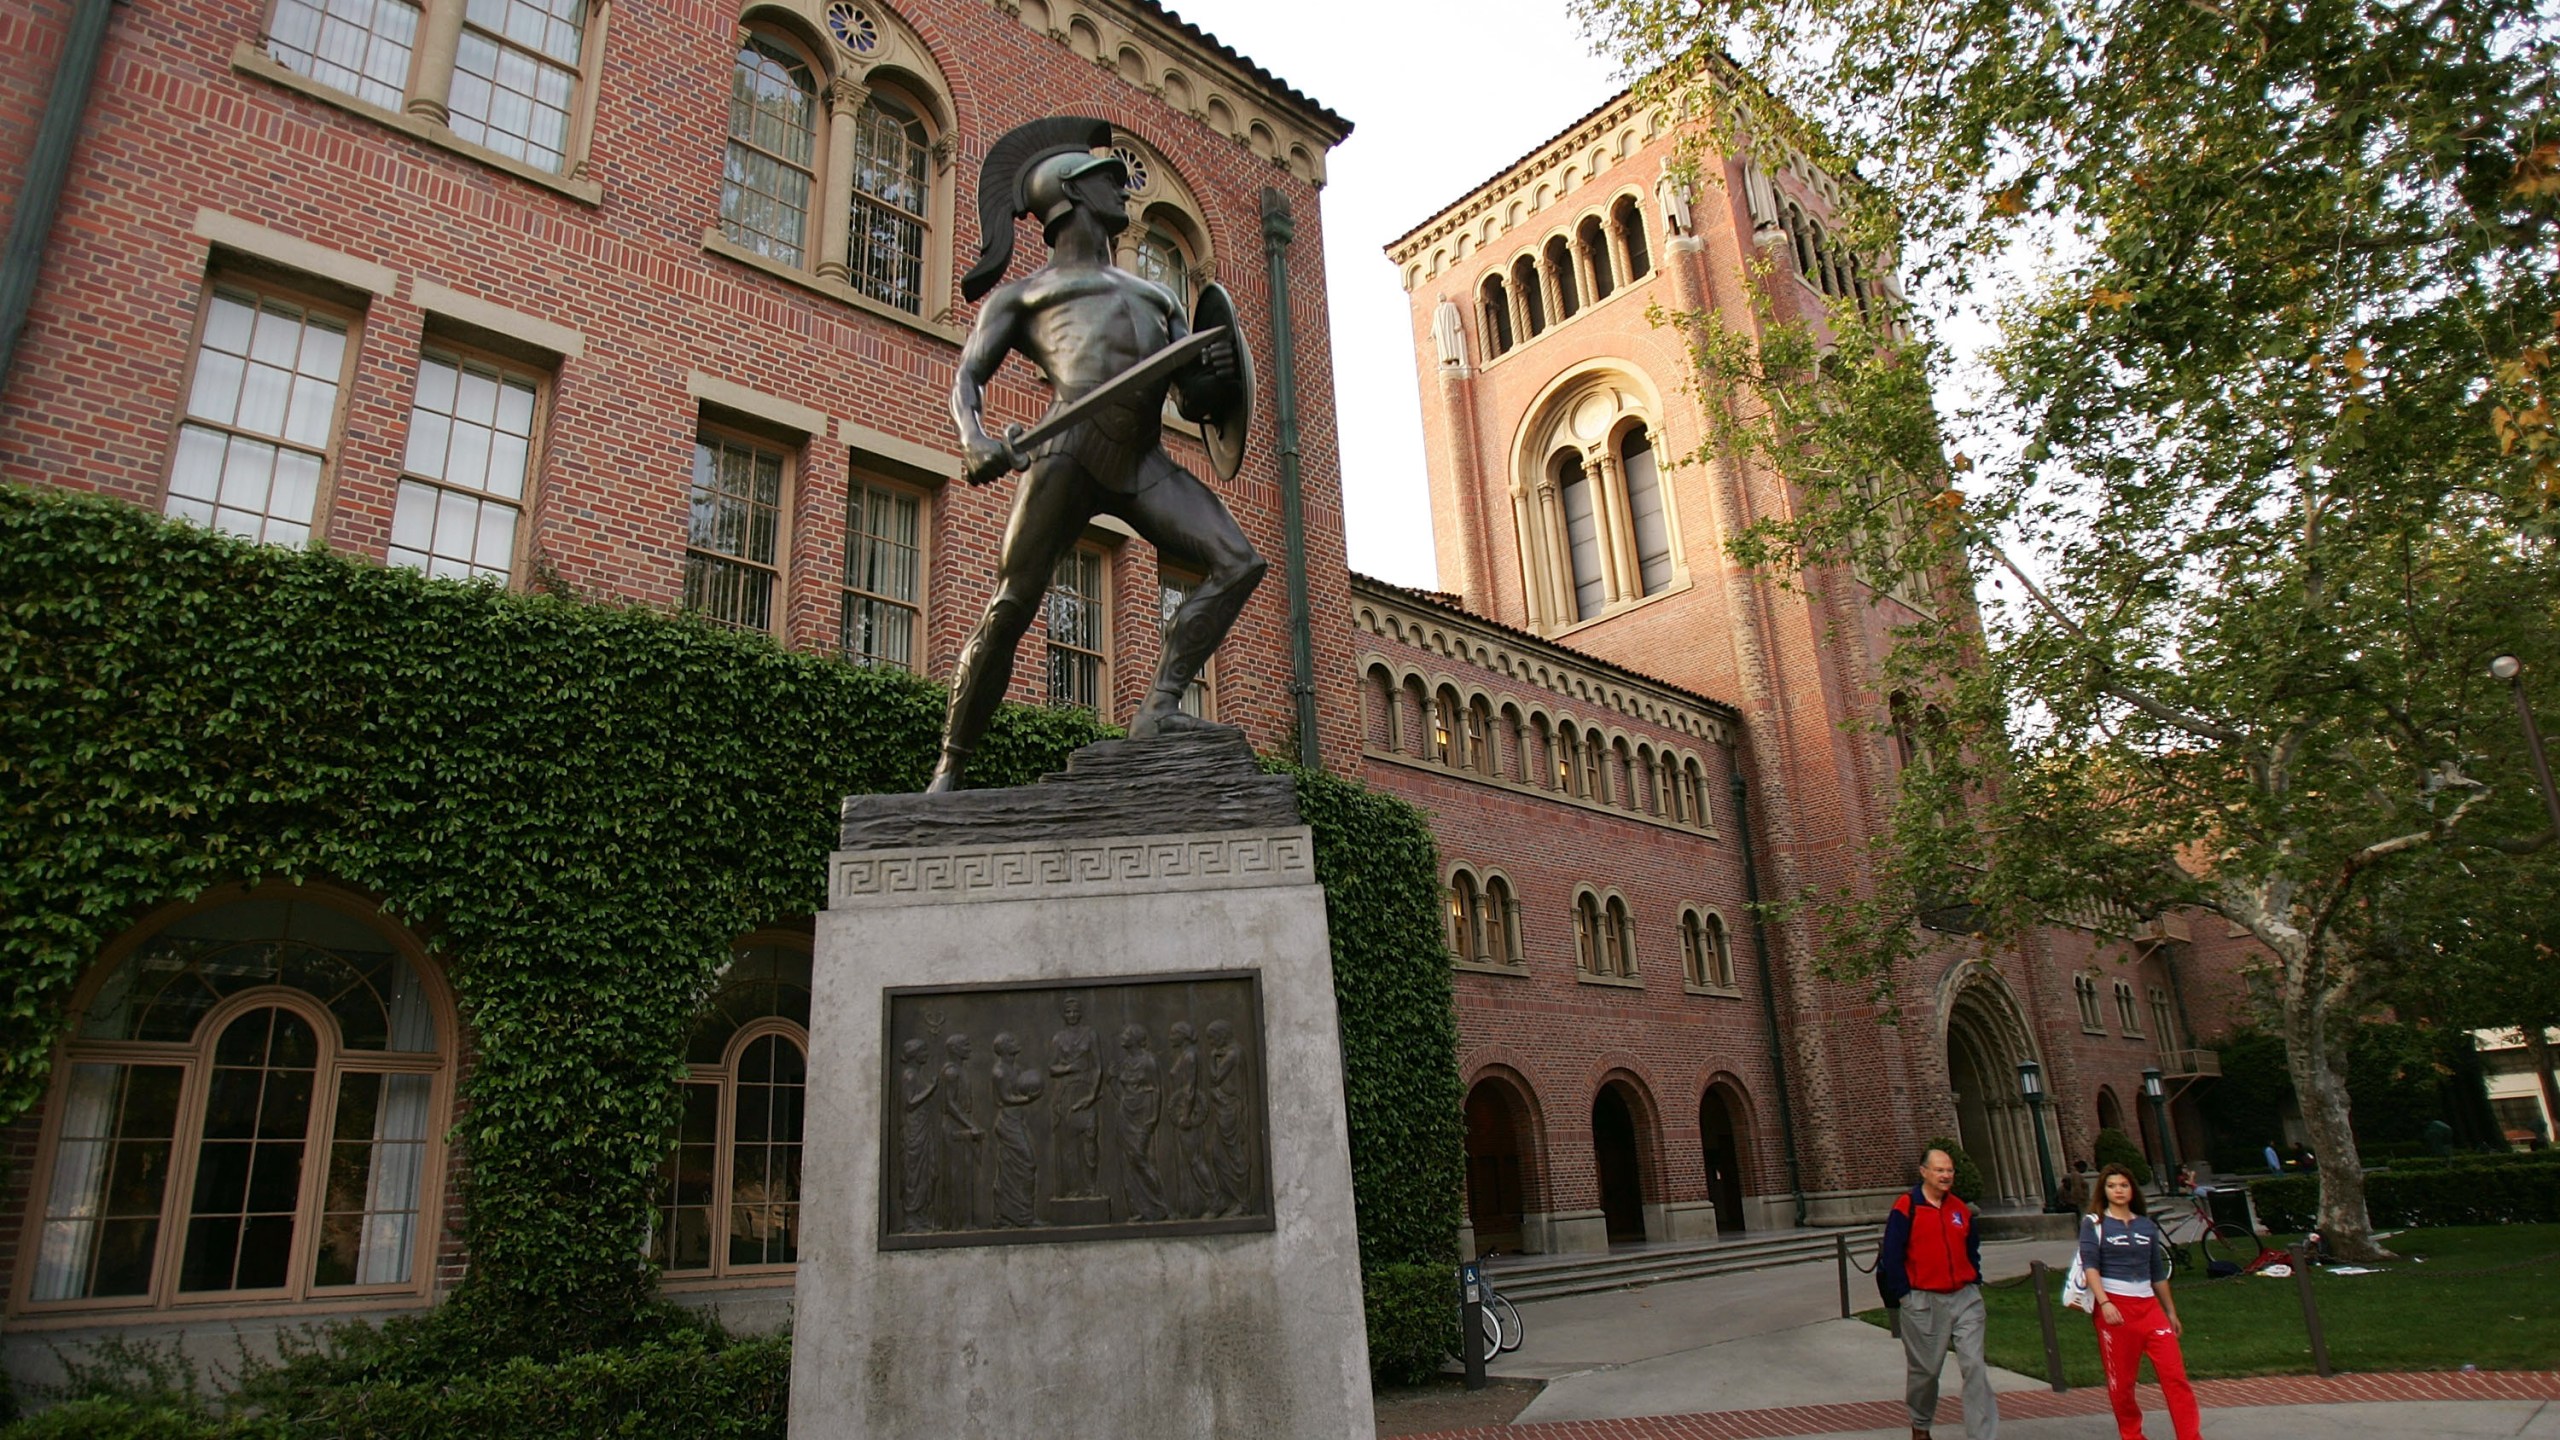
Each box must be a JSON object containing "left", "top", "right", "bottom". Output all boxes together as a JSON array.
[{"left": 1893, "top": 1190, "right": 1981, "bottom": 1292}]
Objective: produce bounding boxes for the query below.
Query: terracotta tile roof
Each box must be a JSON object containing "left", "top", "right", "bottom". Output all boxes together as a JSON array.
[{"left": 1136, "top": 2, "right": 1353, "bottom": 141}]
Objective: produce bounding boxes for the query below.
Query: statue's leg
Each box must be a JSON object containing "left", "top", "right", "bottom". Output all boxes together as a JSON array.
[
  {"left": 1114, "top": 451, "right": 1267, "bottom": 740},
  {"left": 929, "top": 460, "right": 1097, "bottom": 791}
]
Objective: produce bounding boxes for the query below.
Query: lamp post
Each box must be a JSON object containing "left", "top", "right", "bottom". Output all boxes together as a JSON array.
[
  {"left": 2490, "top": 656, "right": 2560, "bottom": 841},
  {"left": 2142, "top": 1066, "right": 2180, "bottom": 1183},
  {"left": 2018, "top": 1059, "right": 2058, "bottom": 1211}
]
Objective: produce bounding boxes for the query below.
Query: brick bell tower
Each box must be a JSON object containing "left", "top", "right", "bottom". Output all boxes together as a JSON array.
[{"left": 1386, "top": 90, "right": 2095, "bottom": 1216}]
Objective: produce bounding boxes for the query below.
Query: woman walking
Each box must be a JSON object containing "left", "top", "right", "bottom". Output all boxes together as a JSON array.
[{"left": 2081, "top": 1163, "right": 2203, "bottom": 1440}]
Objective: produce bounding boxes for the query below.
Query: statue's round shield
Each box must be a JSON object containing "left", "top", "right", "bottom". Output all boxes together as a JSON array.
[{"left": 1189, "top": 281, "right": 1254, "bottom": 482}]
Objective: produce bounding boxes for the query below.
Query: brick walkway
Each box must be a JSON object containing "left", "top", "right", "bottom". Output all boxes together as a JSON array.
[{"left": 1400, "top": 1370, "right": 2560, "bottom": 1439}]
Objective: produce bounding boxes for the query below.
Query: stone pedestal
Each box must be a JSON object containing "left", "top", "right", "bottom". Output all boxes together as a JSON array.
[{"left": 788, "top": 731, "right": 1375, "bottom": 1439}]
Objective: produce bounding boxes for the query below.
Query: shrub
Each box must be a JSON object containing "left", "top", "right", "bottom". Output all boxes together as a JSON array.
[
  {"left": 2376, "top": 1149, "right": 2560, "bottom": 1174},
  {"left": 1361, "top": 1261, "right": 1460, "bottom": 1386},
  {"left": 0, "top": 1402, "right": 287, "bottom": 1440},
  {"left": 2093, "top": 1128, "right": 2152, "bottom": 1187},
  {"left": 1925, "top": 1137, "right": 1986, "bottom": 1203},
  {"left": 2248, "top": 1164, "right": 2560, "bottom": 1232}
]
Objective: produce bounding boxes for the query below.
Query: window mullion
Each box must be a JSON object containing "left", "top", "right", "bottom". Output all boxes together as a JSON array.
[
  {"left": 816, "top": 78, "right": 866, "bottom": 286},
  {"left": 406, "top": 0, "right": 467, "bottom": 123},
  {"left": 288, "top": 1046, "right": 345, "bottom": 1301},
  {"left": 564, "top": 0, "right": 608, "bottom": 179}
]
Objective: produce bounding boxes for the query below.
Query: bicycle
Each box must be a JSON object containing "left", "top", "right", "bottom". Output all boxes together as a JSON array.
[
  {"left": 1468, "top": 1257, "right": 1526, "bottom": 1362},
  {"left": 2154, "top": 1186, "right": 2266, "bottom": 1277}
]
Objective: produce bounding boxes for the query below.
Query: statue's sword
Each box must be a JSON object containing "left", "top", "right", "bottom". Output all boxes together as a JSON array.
[{"left": 966, "top": 326, "right": 1229, "bottom": 484}]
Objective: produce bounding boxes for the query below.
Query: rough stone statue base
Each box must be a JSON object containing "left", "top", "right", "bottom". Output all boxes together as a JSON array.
[{"left": 788, "top": 730, "right": 1375, "bottom": 1439}]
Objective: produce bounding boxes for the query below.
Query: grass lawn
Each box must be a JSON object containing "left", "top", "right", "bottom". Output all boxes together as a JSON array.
[{"left": 1857, "top": 1225, "right": 2560, "bottom": 1383}]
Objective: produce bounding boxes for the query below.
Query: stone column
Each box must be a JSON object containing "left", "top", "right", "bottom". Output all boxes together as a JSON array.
[
  {"left": 815, "top": 76, "right": 868, "bottom": 286},
  {"left": 1586, "top": 448, "right": 1631, "bottom": 604},
  {"left": 1438, "top": 362, "right": 1492, "bottom": 606},
  {"left": 404, "top": 0, "right": 468, "bottom": 124}
]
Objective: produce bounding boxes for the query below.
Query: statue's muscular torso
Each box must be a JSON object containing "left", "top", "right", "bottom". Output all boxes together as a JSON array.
[{"left": 1009, "top": 263, "right": 1185, "bottom": 399}]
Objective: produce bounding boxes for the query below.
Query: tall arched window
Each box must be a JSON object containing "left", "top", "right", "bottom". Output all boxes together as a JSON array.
[
  {"left": 1680, "top": 909, "right": 1709, "bottom": 987},
  {"left": 1685, "top": 758, "right": 1711, "bottom": 829},
  {"left": 1466, "top": 697, "right": 1495, "bottom": 776},
  {"left": 1580, "top": 729, "right": 1606, "bottom": 802},
  {"left": 1557, "top": 453, "right": 1606, "bottom": 621},
  {"left": 1544, "top": 236, "right": 1580, "bottom": 319},
  {"left": 1511, "top": 255, "right": 1545, "bottom": 336},
  {"left": 1481, "top": 876, "right": 1520, "bottom": 965},
  {"left": 1578, "top": 216, "right": 1615, "bottom": 301},
  {"left": 1613, "top": 195, "right": 1650, "bottom": 281},
  {"left": 24, "top": 889, "right": 447, "bottom": 1309},
  {"left": 721, "top": 33, "right": 822, "bottom": 266},
  {"left": 1602, "top": 896, "right": 1636, "bottom": 977},
  {"left": 656, "top": 940, "right": 811, "bottom": 1277},
  {"left": 1134, "top": 226, "right": 1192, "bottom": 305},
  {"left": 1433, "top": 687, "right": 1463, "bottom": 767},
  {"left": 1620, "top": 427, "right": 1673, "bottom": 596},
  {"left": 1447, "top": 870, "right": 1483, "bottom": 959},
  {"left": 1704, "top": 911, "right": 1734, "bottom": 987},
  {"left": 848, "top": 92, "right": 932, "bottom": 314},
  {"left": 1572, "top": 892, "right": 1604, "bottom": 973},
  {"left": 1786, "top": 203, "right": 1813, "bottom": 281},
  {"left": 1480, "top": 274, "right": 1515, "bottom": 356}
]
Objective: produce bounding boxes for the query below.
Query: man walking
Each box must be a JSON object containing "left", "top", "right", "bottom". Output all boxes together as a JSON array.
[{"left": 1877, "top": 1148, "right": 1997, "bottom": 1440}]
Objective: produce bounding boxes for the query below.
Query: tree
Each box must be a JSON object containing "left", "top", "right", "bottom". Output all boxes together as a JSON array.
[
  {"left": 1577, "top": 0, "right": 2560, "bottom": 1259},
  {"left": 2373, "top": 846, "right": 2560, "bottom": 1140}
]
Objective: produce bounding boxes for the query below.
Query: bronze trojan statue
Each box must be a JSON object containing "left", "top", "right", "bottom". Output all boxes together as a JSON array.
[{"left": 931, "top": 117, "right": 1260, "bottom": 792}]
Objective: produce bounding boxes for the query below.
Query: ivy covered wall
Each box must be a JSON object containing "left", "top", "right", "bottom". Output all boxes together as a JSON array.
[{"left": 0, "top": 487, "right": 1458, "bottom": 1362}]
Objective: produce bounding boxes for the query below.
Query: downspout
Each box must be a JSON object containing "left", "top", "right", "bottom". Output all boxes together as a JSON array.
[
  {"left": 1731, "top": 764, "right": 1808, "bottom": 1227},
  {"left": 1259, "top": 186, "right": 1320, "bottom": 771},
  {"left": 0, "top": 0, "right": 116, "bottom": 386}
]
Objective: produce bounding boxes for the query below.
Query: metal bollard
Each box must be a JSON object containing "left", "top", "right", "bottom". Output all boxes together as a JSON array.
[
  {"left": 1459, "top": 1259, "right": 1487, "bottom": 1390},
  {"left": 1836, "top": 1233, "right": 1852, "bottom": 1318},
  {"left": 2028, "top": 1260, "right": 2069, "bottom": 1392},
  {"left": 2289, "top": 1246, "right": 2333, "bottom": 1377}
]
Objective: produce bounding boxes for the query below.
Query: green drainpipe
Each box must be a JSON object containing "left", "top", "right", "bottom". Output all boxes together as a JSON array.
[
  {"left": 0, "top": 0, "right": 116, "bottom": 387},
  {"left": 1732, "top": 766, "right": 1809, "bottom": 1227},
  {"left": 1258, "top": 186, "right": 1321, "bottom": 772}
]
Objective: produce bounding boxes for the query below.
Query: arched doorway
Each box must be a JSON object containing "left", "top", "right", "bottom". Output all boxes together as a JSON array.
[
  {"left": 1592, "top": 1082, "right": 1648, "bottom": 1242},
  {"left": 2096, "top": 1086, "right": 2124, "bottom": 1143},
  {"left": 1698, "top": 1085, "right": 1748, "bottom": 1234},
  {"left": 1944, "top": 975, "right": 2048, "bottom": 1206},
  {"left": 1464, "top": 1079, "right": 1530, "bottom": 1254}
]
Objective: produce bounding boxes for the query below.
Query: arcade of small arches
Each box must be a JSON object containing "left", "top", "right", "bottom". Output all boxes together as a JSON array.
[
  {"left": 10, "top": 883, "right": 819, "bottom": 1318},
  {"left": 1462, "top": 1065, "right": 1762, "bottom": 1254},
  {"left": 1770, "top": 195, "right": 1885, "bottom": 316},
  {"left": 1476, "top": 193, "right": 1653, "bottom": 359},
  {"left": 1363, "top": 662, "right": 1719, "bottom": 831},
  {"left": 1349, "top": 601, "right": 1729, "bottom": 742},
  {"left": 1397, "top": 101, "right": 1667, "bottom": 290}
]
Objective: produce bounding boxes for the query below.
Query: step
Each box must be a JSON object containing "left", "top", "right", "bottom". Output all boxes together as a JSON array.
[{"left": 1487, "top": 1226, "right": 1883, "bottom": 1303}]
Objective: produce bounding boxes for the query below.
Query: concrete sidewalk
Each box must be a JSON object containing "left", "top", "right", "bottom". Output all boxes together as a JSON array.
[{"left": 1457, "top": 1233, "right": 2556, "bottom": 1438}]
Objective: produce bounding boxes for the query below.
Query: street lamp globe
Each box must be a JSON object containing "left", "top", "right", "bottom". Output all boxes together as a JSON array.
[
  {"left": 2142, "top": 1067, "right": 2165, "bottom": 1100},
  {"left": 2016, "top": 1058, "right": 2044, "bottom": 1099},
  {"left": 2492, "top": 655, "right": 2523, "bottom": 681}
]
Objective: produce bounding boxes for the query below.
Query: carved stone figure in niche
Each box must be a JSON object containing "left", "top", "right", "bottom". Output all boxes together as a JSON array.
[
  {"left": 1110, "top": 1023, "right": 1168, "bottom": 1221},
  {"left": 897, "top": 1037, "right": 939, "bottom": 1231},
  {"left": 1165, "top": 1020, "right": 1212, "bottom": 1218},
  {"left": 1204, "top": 1019, "right": 1250, "bottom": 1217},
  {"left": 1047, "top": 995, "right": 1102, "bottom": 1198},
  {"left": 939, "top": 1032, "right": 984, "bottom": 1231},
  {"left": 989, "top": 1031, "right": 1044, "bottom": 1227}
]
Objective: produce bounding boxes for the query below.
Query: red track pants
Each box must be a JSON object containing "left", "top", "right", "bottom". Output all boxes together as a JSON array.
[{"left": 2093, "top": 1291, "right": 2202, "bottom": 1440}]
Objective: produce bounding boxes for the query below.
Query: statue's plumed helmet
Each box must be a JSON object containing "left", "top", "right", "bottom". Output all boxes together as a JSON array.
[{"left": 961, "top": 116, "right": 1123, "bottom": 303}]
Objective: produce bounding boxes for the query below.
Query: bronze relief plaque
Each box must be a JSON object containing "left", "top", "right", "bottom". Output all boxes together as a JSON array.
[{"left": 879, "top": 971, "right": 1273, "bottom": 1249}]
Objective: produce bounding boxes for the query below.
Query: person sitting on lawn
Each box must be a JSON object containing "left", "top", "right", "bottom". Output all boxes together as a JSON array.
[{"left": 2082, "top": 1163, "right": 2202, "bottom": 1440}]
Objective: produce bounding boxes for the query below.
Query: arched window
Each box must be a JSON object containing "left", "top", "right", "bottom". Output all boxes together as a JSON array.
[
  {"left": 1572, "top": 892, "right": 1603, "bottom": 973},
  {"left": 1511, "top": 255, "right": 1545, "bottom": 336},
  {"left": 1685, "top": 758, "right": 1711, "bottom": 829},
  {"left": 1480, "top": 274, "right": 1515, "bottom": 356},
  {"left": 1680, "top": 909, "right": 1709, "bottom": 987},
  {"left": 1890, "top": 691, "right": 1923, "bottom": 771},
  {"left": 2075, "top": 975, "right": 2103, "bottom": 1031},
  {"left": 1467, "top": 697, "right": 1496, "bottom": 776},
  {"left": 1786, "top": 202, "right": 1813, "bottom": 281},
  {"left": 1557, "top": 452, "right": 1606, "bottom": 621},
  {"left": 1549, "top": 722, "right": 1573, "bottom": 792},
  {"left": 1447, "top": 869, "right": 1482, "bottom": 959},
  {"left": 1614, "top": 195, "right": 1650, "bottom": 281},
  {"left": 1578, "top": 216, "right": 1615, "bottom": 301},
  {"left": 721, "top": 32, "right": 823, "bottom": 266},
  {"left": 1362, "top": 664, "right": 1398, "bottom": 751},
  {"left": 1620, "top": 427, "right": 1673, "bottom": 596},
  {"left": 1580, "top": 729, "right": 1606, "bottom": 802},
  {"left": 1704, "top": 911, "right": 1734, "bottom": 987},
  {"left": 1482, "top": 876, "right": 1520, "bottom": 965},
  {"left": 1602, "top": 896, "right": 1636, "bottom": 977},
  {"left": 1134, "top": 226, "right": 1192, "bottom": 306},
  {"left": 1434, "top": 686, "right": 1463, "bottom": 767},
  {"left": 1544, "top": 236, "right": 1580, "bottom": 319},
  {"left": 25, "top": 889, "right": 447, "bottom": 1309},
  {"left": 656, "top": 939, "right": 811, "bottom": 1277},
  {"left": 847, "top": 91, "right": 932, "bottom": 314}
]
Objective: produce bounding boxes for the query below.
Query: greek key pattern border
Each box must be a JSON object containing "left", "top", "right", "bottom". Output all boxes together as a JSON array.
[{"left": 830, "top": 829, "right": 1316, "bottom": 906}]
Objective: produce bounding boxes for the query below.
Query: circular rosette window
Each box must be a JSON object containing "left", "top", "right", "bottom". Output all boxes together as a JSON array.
[{"left": 825, "top": 2, "right": 879, "bottom": 55}]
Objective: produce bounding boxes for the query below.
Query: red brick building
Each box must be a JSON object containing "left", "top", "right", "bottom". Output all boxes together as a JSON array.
[
  {"left": 0, "top": 0, "right": 2254, "bottom": 1387},
  {"left": 1377, "top": 86, "right": 2251, "bottom": 1245}
]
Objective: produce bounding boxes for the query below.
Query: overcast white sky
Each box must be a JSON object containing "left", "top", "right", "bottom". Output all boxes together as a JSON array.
[{"left": 1165, "top": 0, "right": 1625, "bottom": 591}]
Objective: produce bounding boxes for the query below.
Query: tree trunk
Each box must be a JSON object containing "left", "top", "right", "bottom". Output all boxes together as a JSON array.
[
  {"left": 2524, "top": 1022, "right": 2560, "bottom": 1146},
  {"left": 2279, "top": 985, "right": 2386, "bottom": 1261}
]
